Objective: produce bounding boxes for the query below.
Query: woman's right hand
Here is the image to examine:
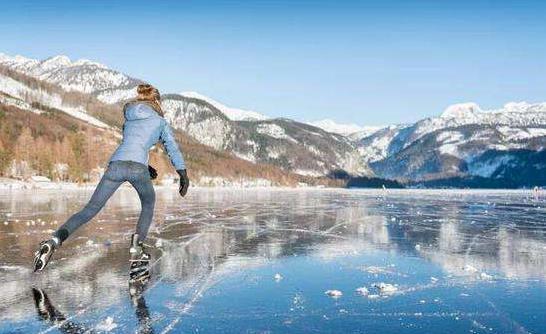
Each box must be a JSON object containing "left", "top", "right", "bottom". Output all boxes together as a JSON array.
[{"left": 177, "top": 169, "right": 189, "bottom": 197}]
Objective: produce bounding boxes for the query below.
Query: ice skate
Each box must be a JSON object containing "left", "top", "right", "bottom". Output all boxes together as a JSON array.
[
  {"left": 33, "top": 238, "right": 59, "bottom": 272},
  {"left": 129, "top": 234, "right": 151, "bottom": 283}
]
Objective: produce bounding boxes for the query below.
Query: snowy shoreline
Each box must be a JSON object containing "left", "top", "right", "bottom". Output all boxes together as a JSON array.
[
  {"left": 0, "top": 177, "right": 325, "bottom": 191},
  {"left": 0, "top": 177, "right": 541, "bottom": 195}
]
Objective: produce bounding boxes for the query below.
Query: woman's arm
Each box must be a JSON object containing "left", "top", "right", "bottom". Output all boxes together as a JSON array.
[
  {"left": 159, "top": 122, "right": 186, "bottom": 171},
  {"left": 159, "top": 121, "right": 189, "bottom": 196}
]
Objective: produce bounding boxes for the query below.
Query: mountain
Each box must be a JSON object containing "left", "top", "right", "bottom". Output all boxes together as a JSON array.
[
  {"left": 0, "top": 53, "right": 142, "bottom": 104},
  {"left": 0, "top": 53, "right": 372, "bottom": 178},
  {"left": 3, "top": 52, "right": 546, "bottom": 187},
  {"left": 0, "top": 63, "right": 329, "bottom": 187},
  {"left": 162, "top": 94, "right": 371, "bottom": 176},
  {"left": 360, "top": 102, "right": 546, "bottom": 184}
]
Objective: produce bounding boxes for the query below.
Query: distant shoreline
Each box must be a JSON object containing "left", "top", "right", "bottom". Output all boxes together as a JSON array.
[
  {"left": 0, "top": 178, "right": 542, "bottom": 193},
  {"left": 0, "top": 177, "right": 325, "bottom": 190}
]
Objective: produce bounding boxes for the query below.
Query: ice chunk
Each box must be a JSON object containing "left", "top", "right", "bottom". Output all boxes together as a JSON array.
[
  {"left": 324, "top": 290, "right": 343, "bottom": 298},
  {"left": 372, "top": 282, "right": 398, "bottom": 294},
  {"left": 95, "top": 317, "right": 118, "bottom": 332},
  {"left": 274, "top": 273, "right": 283, "bottom": 282},
  {"left": 292, "top": 293, "right": 305, "bottom": 310},
  {"left": 480, "top": 272, "right": 493, "bottom": 280},
  {"left": 356, "top": 287, "right": 369, "bottom": 296},
  {"left": 362, "top": 266, "right": 394, "bottom": 275},
  {"left": 463, "top": 264, "right": 478, "bottom": 273}
]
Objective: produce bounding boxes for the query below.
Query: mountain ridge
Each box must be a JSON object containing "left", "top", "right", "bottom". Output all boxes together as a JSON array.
[{"left": 2, "top": 52, "right": 546, "bottom": 187}]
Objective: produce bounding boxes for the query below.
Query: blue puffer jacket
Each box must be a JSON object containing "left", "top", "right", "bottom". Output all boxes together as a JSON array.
[{"left": 110, "top": 102, "right": 186, "bottom": 170}]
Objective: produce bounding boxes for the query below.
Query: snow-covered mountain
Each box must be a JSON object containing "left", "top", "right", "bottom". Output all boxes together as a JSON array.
[
  {"left": 162, "top": 94, "right": 372, "bottom": 176},
  {"left": 0, "top": 64, "right": 310, "bottom": 185},
  {"left": 0, "top": 64, "right": 112, "bottom": 129},
  {"left": 0, "top": 53, "right": 372, "bottom": 177},
  {"left": 359, "top": 102, "right": 546, "bottom": 184},
  {"left": 0, "top": 53, "right": 142, "bottom": 103},
  {"left": 0, "top": 53, "right": 266, "bottom": 120},
  {"left": 3, "top": 52, "right": 546, "bottom": 186}
]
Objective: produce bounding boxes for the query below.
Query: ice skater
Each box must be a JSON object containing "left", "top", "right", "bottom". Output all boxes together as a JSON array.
[{"left": 33, "top": 84, "right": 189, "bottom": 282}]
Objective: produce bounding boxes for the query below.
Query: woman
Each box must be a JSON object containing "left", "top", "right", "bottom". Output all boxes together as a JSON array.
[{"left": 33, "top": 84, "right": 190, "bottom": 282}]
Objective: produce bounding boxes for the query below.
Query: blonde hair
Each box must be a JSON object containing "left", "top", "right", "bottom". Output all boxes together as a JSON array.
[{"left": 135, "top": 83, "right": 163, "bottom": 116}]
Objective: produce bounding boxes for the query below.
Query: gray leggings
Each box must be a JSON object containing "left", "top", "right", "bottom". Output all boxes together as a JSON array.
[{"left": 55, "top": 160, "right": 155, "bottom": 243}]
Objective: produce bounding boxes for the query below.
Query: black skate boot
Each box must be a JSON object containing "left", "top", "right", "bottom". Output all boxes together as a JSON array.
[
  {"left": 33, "top": 238, "right": 59, "bottom": 272},
  {"left": 129, "top": 234, "right": 151, "bottom": 283}
]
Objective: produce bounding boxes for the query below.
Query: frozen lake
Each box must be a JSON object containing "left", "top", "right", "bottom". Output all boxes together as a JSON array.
[{"left": 0, "top": 188, "right": 545, "bottom": 334}]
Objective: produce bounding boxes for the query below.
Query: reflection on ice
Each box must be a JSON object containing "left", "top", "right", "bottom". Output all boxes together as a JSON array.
[{"left": 0, "top": 188, "right": 545, "bottom": 333}]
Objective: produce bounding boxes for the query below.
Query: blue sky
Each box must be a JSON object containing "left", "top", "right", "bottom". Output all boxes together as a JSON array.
[{"left": 1, "top": 0, "right": 546, "bottom": 126}]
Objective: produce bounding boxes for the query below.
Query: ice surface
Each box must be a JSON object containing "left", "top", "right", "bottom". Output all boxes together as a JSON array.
[{"left": 0, "top": 188, "right": 545, "bottom": 333}]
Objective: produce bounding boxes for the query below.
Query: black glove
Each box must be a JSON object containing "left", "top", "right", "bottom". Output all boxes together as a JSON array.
[
  {"left": 177, "top": 169, "right": 189, "bottom": 197},
  {"left": 148, "top": 165, "right": 158, "bottom": 180}
]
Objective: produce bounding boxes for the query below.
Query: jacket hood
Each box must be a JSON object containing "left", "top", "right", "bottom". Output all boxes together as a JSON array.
[{"left": 124, "top": 102, "right": 156, "bottom": 121}]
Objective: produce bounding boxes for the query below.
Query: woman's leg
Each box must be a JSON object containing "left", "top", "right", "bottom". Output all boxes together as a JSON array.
[
  {"left": 129, "top": 173, "right": 156, "bottom": 242},
  {"left": 54, "top": 169, "right": 124, "bottom": 243}
]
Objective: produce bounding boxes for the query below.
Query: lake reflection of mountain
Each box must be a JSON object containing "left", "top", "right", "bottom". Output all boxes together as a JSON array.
[{"left": 1, "top": 189, "right": 545, "bottom": 333}]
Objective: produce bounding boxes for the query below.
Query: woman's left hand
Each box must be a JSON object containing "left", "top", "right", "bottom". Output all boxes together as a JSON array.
[{"left": 177, "top": 169, "right": 189, "bottom": 197}]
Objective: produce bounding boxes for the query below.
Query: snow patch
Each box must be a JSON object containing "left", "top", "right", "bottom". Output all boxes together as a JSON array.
[
  {"left": 309, "top": 119, "right": 380, "bottom": 136},
  {"left": 294, "top": 169, "right": 324, "bottom": 177},
  {"left": 180, "top": 91, "right": 268, "bottom": 121},
  {"left": 256, "top": 123, "right": 297, "bottom": 144},
  {"left": 0, "top": 73, "right": 110, "bottom": 128},
  {"left": 440, "top": 102, "right": 482, "bottom": 120},
  {"left": 436, "top": 131, "right": 464, "bottom": 144}
]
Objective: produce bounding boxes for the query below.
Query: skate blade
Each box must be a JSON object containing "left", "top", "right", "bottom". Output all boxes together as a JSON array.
[
  {"left": 33, "top": 252, "right": 45, "bottom": 272},
  {"left": 129, "top": 269, "right": 150, "bottom": 283},
  {"left": 129, "top": 275, "right": 150, "bottom": 285}
]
